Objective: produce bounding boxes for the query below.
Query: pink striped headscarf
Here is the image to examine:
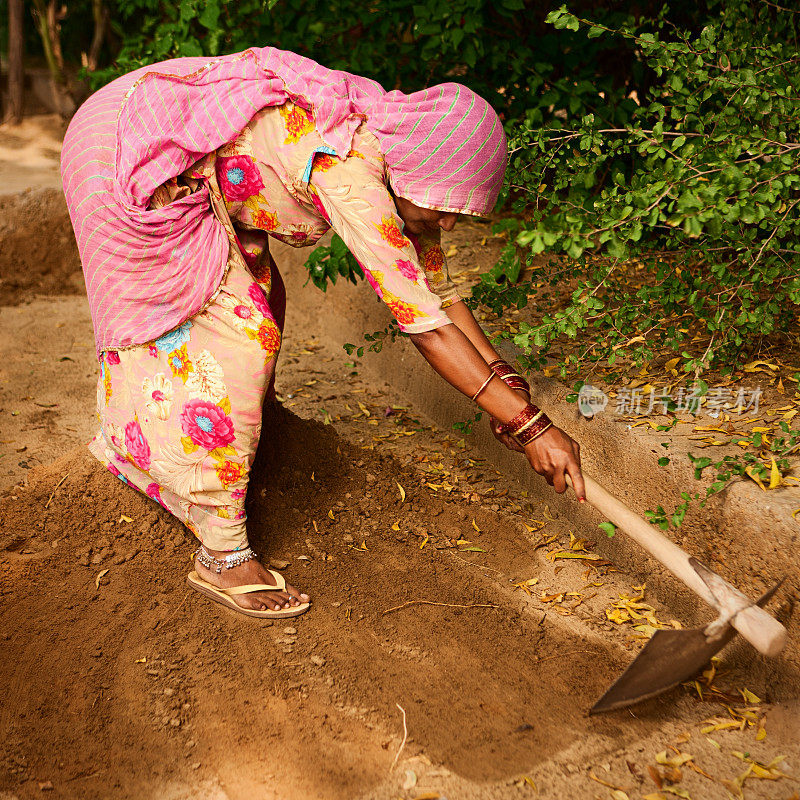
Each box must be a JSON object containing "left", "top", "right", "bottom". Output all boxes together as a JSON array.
[{"left": 61, "top": 47, "right": 507, "bottom": 353}]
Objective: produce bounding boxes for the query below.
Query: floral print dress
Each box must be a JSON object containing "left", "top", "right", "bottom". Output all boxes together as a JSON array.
[{"left": 90, "top": 100, "right": 460, "bottom": 550}]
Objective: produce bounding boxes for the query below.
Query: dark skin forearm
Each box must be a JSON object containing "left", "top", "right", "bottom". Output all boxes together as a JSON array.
[
  {"left": 442, "top": 299, "right": 528, "bottom": 451},
  {"left": 441, "top": 299, "right": 499, "bottom": 364},
  {"left": 408, "top": 322, "right": 528, "bottom": 424},
  {"left": 408, "top": 315, "right": 586, "bottom": 501}
]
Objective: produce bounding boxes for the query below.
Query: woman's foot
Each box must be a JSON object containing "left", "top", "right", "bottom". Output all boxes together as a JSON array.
[{"left": 194, "top": 547, "right": 310, "bottom": 612}]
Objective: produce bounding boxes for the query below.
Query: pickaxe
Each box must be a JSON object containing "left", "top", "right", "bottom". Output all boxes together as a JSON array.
[{"left": 565, "top": 474, "right": 787, "bottom": 713}]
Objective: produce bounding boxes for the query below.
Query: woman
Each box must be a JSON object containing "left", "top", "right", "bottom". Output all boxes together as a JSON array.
[{"left": 61, "top": 46, "right": 585, "bottom": 619}]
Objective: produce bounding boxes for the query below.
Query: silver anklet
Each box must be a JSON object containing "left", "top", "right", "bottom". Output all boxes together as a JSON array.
[{"left": 195, "top": 544, "right": 257, "bottom": 573}]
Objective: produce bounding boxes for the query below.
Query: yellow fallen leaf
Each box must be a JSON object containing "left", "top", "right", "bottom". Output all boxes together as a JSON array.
[
  {"left": 792, "top": 508, "right": 800, "bottom": 519},
  {"left": 700, "top": 719, "right": 741, "bottom": 733},
  {"left": 611, "top": 791, "right": 630, "bottom": 800},
  {"left": 569, "top": 531, "right": 588, "bottom": 551},
  {"left": 731, "top": 752, "right": 788, "bottom": 781},
  {"left": 643, "top": 795, "right": 667, "bottom": 800},
  {"left": 523, "top": 520, "right": 545, "bottom": 533},
  {"left": 419, "top": 534, "right": 429, "bottom": 550},
  {"left": 328, "top": 509, "right": 336, "bottom": 520},
  {"left": 358, "top": 401, "right": 371, "bottom": 417},
  {"left": 391, "top": 521, "right": 400, "bottom": 531},
  {"left": 662, "top": 788, "right": 691, "bottom": 799},
  {"left": 588, "top": 772, "right": 629, "bottom": 792},
  {"left": 512, "top": 578, "right": 539, "bottom": 595},
  {"left": 743, "top": 360, "right": 779, "bottom": 373},
  {"left": 607, "top": 608, "right": 631, "bottom": 624},
  {"left": 472, "top": 518, "right": 481, "bottom": 533},
  {"left": 119, "top": 514, "right": 133, "bottom": 523},
  {"left": 767, "top": 458, "right": 782, "bottom": 490},
  {"left": 94, "top": 568, "right": 109, "bottom": 588},
  {"left": 664, "top": 357, "right": 680, "bottom": 370},
  {"left": 546, "top": 550, "right": 600, "bottom": 561},
  {"left": 445, "top": 245, "right": 458, "bottom": 257},
  {"left": 693, "top": 425, "right": 730, "bottom": 432},
  {"left": 756, "top": 722, "right": 767, "bottom": 741},
  {"left": 744, "top": 465, "right": 767, "bottom": 491},
  {"left": 693, "top": 437, "right": 729, "bottom": 447},
  {"left": 741, "top": 688, "right": 762, "bottom": 704},
  {"left": 656, "top": 751, "right": 694, "bottom": 767},
  {"left": 135, "top": 657, "right": 147, "bottom": 664},
  {"left": 396, "top": 481, "right": 406, "bottom": 503}
]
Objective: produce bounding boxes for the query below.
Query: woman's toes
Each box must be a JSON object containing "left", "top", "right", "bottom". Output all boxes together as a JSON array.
[
  {"left": 266, "top": 592, "right": 288, "bottom": 609},
  {"left": 278, "top": 590, "right": 295, "bottom": 607},
  {"left": 285, "top": 584, "right": 309, "bottom": 603}
]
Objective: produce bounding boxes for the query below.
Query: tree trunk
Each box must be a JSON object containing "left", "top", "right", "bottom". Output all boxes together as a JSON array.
[
  {"left": 6, "top": 0, "right": 24, "bottom": 123},
  {"left": 46, "top": 1, "right": 66, "bottom": 72},
  {"left": 31, "top": 0, "right": 64, "bottom": 85},
  {"left": 30, "top": 0, "right": 74, "bottom": 115},
  {"left": 87, "top": 0, "right": 108, "bottom": 72}
]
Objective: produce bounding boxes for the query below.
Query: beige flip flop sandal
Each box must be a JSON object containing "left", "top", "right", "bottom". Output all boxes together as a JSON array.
[{"left": 187, "top": 569, "right": 311, "bottom": 619}]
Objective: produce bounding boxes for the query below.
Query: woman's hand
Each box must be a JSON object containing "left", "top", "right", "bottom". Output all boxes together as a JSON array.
[
  {"left": 489, "top": 415, "right": 524, "bottom": 452},
  {"left": 523, "top": 425, "right": 586, "bottom": 502}
]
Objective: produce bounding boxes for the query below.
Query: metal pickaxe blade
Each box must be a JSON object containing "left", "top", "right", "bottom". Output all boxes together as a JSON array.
[{"left": 590, "top": 581, "right": 782, "bottom": 715}]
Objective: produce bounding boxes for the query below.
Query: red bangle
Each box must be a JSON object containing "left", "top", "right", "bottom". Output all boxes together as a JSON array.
[
  {"left": 501, "top": 403, "right": 553, "bottom": 446},
  {"left": 489, "top": 359, "right": 530, "bottom": 396},
  {"left": 514, "top": 416, "right": 553, "bottom": 446}
]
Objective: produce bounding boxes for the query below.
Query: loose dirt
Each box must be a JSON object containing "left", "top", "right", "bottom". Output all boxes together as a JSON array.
[
  {"left": 0, "top": 189, "right": 83, "bottom": 305},
  {"left": 1, "top": 138, "right": 798, "bottom": 799},
  {"left": 3, "top": 326, "right": 799, "bottom": 800},
  {"left": 4, "top": 400, "right": 799, "bottom": 800}
]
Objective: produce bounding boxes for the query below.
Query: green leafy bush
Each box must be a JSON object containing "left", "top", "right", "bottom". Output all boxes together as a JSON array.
[{"left": 474, "top": 0, "right": 800, "bottom": 379}]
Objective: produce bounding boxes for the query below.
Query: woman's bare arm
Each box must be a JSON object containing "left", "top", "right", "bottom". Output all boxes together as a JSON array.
[
  {"left": 408, "top": 323, "right": 585, "bottom": 501},
  {"left": 442, "top": 300, "right": 500, "bottom": 363}
]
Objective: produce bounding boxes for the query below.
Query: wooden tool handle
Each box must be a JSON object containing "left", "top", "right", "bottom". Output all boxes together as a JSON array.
[{"left": 570, "top": 473, "right": 787, "bottom": 657}]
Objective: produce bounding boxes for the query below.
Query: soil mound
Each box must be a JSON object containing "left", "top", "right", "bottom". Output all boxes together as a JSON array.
[
  {"left": 0, "top": 189, "right": 81, "bottom": 305},
  {"left": 0, "top": 408, "right": 632, "bottom": 799}
]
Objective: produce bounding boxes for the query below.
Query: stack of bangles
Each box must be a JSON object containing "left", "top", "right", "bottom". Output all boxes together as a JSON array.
[
  {"left": 488, "top": 358, "right": 531, "bottom": 399},
  {"left": 472, "top": 359, "right": 553, "bottom": 446},
  {"left": 500, "top": 403, "right": 553, "bottom": 446}
]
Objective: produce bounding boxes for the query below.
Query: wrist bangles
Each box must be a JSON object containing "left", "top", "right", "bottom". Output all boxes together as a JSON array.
[
  {"left": 500, "top": 403, "right": 553, "bottom": 446},
  {"left": 488, "top": 358, "right": 531, "bottom": 398},
  {"left": 470, "top": 371, "right": 496, "bottom": 402},
  {"left": 471, "top": 359, "right": 551, "bottom": 445}
]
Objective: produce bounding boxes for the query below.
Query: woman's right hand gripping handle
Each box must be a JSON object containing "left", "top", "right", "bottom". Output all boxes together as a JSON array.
[{"left": 522, "top": 424, "right": 586, "bottom": 503}]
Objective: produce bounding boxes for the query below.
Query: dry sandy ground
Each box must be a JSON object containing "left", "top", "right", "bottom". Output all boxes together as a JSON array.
[
  {"left": 0, "top": 115, "right": 64, "bottom": 196},
  {"left": 3, "top": 279, "right": 799, "bottom": 800},
  {"left": 0, "top": 120, "right": 798, "bottom": 800}
]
